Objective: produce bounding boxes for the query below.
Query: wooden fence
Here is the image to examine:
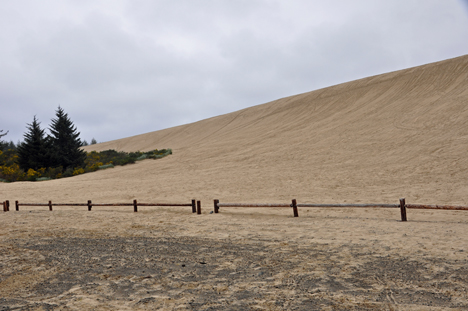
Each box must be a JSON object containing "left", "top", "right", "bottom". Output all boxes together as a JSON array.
[
  {"left": 3, "top": 199, "right": 202, "bottom": 214},
  {"left": 4, "top": 198, "right": 468, "bottom": 221},
  {"left": 213, "top": 198, "right": 468, "bottom": 221}
]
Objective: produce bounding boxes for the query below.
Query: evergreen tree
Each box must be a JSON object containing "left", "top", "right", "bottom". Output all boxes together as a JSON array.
[
  {"left": 6, "top": 141, "right": 16, "bottom": 151},
  {"left": 17, "top": 117, "right": 52, "bottom": 170},
  {"left": 0, "top": 130, "right": 8, "bottom": 151},
  {"left": 49, "top": 107, "right": 87, "bottom": 170}
]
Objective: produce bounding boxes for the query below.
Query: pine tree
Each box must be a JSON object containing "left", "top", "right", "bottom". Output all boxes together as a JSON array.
[
  {"left": 0, "top": 130, "right": 8, "bottom": 151},
  {"left": 49, "top": 107, "right": 87, "bottom": 170},
  {"left": 17, "top": 116, "right": 52, "bottom": 170}
]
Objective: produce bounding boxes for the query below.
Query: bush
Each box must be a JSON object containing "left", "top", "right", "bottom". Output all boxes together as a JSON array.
[
  {"left": 98, "top": 163, "right": 114, "bottom": 169},
  {"left": 62, "top": 167, "right": 74, "bottom": 178},
  {"left": 26, "top": 168, "right": 41, "bottom": 181},
  {"left": 0, "top": 163, "right": 25, "bottom": 182},
  {"left": 73, "top": 167, "right": 85, "bottom": 176},
  {"left": 44, "top": 166, "right": 63, "bottom": 179},
  {"left": 36, "top": 177, "right": 51, "bottom": 181}
]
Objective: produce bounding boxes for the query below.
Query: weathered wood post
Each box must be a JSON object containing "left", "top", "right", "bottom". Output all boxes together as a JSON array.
[
  {"left": 133, "top": 199, "right": 138, "bottom": 212},
  {"left": 2, "top": 201, "right": 6, "bottom": 212},
  {"left": 400, "top": 198, "right": 407, "bottom": 222},
  {"left": 292, "top": 199, "right": 299, "bottom": 217},
  {"left": 15, "top": 201, "right": 19, "bottom": 211},
  {"left": 48, "top": 200, "right": 52, "bottom": 211},
  {"left": 192, "top": 199, "right": 196, "bottom": 213},
  {"left": 214, "top": 199, "right": 219, "bottom": 213},
  {"left": 6, "top": 200, "right": 10, "bottom": 212},
  {"left": 87, "top": 200, "right": 92, "bottom": 211},
  {"left": 197, "top": 200, "right": 201, "bottom": 215}
]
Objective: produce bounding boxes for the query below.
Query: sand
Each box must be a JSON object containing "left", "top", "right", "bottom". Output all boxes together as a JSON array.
[
  {"left": 1, "top": 207, "right": 467, "bottom": 310},
  {"left": 2, "top": 54, "right": 468, "bottom": 309}
]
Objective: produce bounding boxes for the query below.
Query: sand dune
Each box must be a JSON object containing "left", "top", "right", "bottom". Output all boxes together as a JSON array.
[
  {"left": 3, "top": 54, "right": 468, "bottom": 205},
  {"left": 2, "top": 55, "right": 468, "bottom": 310}
]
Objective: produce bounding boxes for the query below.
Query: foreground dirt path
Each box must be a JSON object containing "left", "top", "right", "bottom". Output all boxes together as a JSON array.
[{"left": 1, "top": 206, "right": 468, "bottom": 310}]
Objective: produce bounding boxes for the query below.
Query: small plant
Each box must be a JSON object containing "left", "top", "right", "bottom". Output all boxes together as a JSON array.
[
  {"left": 45, "top": 166, "right": 63, "bottom": 179},
  {"left": 73, "top": 167, "right": 85, "bottom": 176},
  {"left": 62, "top": 167, "right": 74, "bottom": 178},
  {"left": 0, "top": 163, "right": 25, "bottom": 182}
]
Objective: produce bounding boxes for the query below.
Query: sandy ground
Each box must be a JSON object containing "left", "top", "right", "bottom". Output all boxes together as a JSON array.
[
  {"left": 2, "top": 55, "right": 468, "bottom": 310},
  {"left": 1, "top": 206, "right": 468, "bottom": 310}
]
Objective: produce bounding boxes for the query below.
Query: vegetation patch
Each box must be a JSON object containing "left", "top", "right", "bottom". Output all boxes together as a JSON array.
[
  {"left": 0, "top": 148, "right": 172, "bottom": 182},
  {"left": 0, "top": 107, "right": 172, "bottom": 182}
]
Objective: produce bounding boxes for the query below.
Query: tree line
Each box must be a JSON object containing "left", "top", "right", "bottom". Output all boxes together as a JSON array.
[
  {"left": 0, "top": 107, "right": 87, "bottom": 180},
  {"left": 1, "top": 107, "right": 171, "bottom": 182},
  {"left": 17, "top": 107, "right": 86, "bottom": 171}
]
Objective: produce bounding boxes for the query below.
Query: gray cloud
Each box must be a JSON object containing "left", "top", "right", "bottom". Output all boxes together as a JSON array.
[{"left": 1, "top": 0, "right": 468, "bottom": 144}]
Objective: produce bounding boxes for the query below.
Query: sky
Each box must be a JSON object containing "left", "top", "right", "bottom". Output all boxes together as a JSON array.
[{"left": 1, "top": 0, "right": 468, "bottom": 144}]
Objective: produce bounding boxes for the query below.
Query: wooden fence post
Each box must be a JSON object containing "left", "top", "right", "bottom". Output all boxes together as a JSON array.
[
  {"left": 2, "top": 201, "right": 5, "bottom": 212},
  {"left": 87, "top": 200, "right": 92, "bottom": 211},
  {"left": 133, "top": 199, "right": 138, "bottom": 212},
  {"left": 15, "top": 201, "right": 19, "bottom": 211},
  {"left": 192, "top": 199, "right": 196, "bottom": 213},
  {"left": 214, "top": 199, "right": 219, "bottom": 213},
  {"left": 400, "top": 198, "right": 407, "bottom": 222},
  {"left": 292, "top": 199, "right": 299, "bottom": 217},
  {"left": 48, "top": 200, "right": 52, "bottom": 211},
  {"left": 6, "top": 200, "right": 10, "bottom": 212},
  {"left": 197, "top": 200, "right": 201, "bottom": 215}
]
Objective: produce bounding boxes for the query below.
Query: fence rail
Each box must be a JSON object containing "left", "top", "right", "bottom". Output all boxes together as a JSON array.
[
  {"left": 4, "top": 198, "right": 468, "bottom": 221},
  {"left": 3, "top": 199, "right": 201, "bottom": 214},
  {"left": 213, "top": 198, "right": 468, "bottom": 221},
  {"left": 297, "top": 203, "right": 400, "bottom": 208},
  {"left": 406, "top": 204, "right": 468, "bottom": 211}
]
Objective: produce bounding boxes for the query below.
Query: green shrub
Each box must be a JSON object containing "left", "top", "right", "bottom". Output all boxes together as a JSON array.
[
  {"left": 36, "top": 177, "right": 51, "bottom": 181},
  {"left": 62, "top": 167, "right": 74, "bottom": 178},
  {"left": 98, "top": 163, "right": 115, "bottom": 169}
]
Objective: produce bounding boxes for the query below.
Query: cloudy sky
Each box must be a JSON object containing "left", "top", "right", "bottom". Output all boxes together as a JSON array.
[{"left": 1, "top": 0, "right": 468, "bottom": 144}]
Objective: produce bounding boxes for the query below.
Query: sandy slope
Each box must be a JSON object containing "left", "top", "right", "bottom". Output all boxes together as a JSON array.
[
  {"left": 2, "top": 54, "right": 468, "bottom": 205},
  {"left": 1, "top": 55, "right": 468, "bottom": 310}
]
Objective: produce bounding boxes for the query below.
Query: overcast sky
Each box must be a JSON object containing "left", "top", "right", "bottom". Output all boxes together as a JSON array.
[{"left": 1, "top": 0, "right": 468, "bottom": 144}]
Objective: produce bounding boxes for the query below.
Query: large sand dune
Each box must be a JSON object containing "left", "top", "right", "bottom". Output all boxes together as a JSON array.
[
  {"left": 2, "top": 55, "right": 468, "bottom": 310},
  {"left": 3, "top": 54, "right": 468, "bottom": 205}
]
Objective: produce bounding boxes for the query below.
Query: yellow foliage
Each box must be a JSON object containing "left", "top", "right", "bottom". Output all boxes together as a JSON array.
[
  {"left": 2, "top": 164, "right": 18, "bottom": 175},
  {"left": 27, "top": 168, "right": 41, "bottom": 178},
  {"left": 0, "top": 164, "right": 25, "bottom": 181},
  {"left": 73, "top": 167, "right": 85, "bottom": 176}
]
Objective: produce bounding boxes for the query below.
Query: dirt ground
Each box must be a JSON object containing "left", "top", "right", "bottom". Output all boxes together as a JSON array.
[{"left": 1, "top": 206, "right": 467, "bottom": 310}]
